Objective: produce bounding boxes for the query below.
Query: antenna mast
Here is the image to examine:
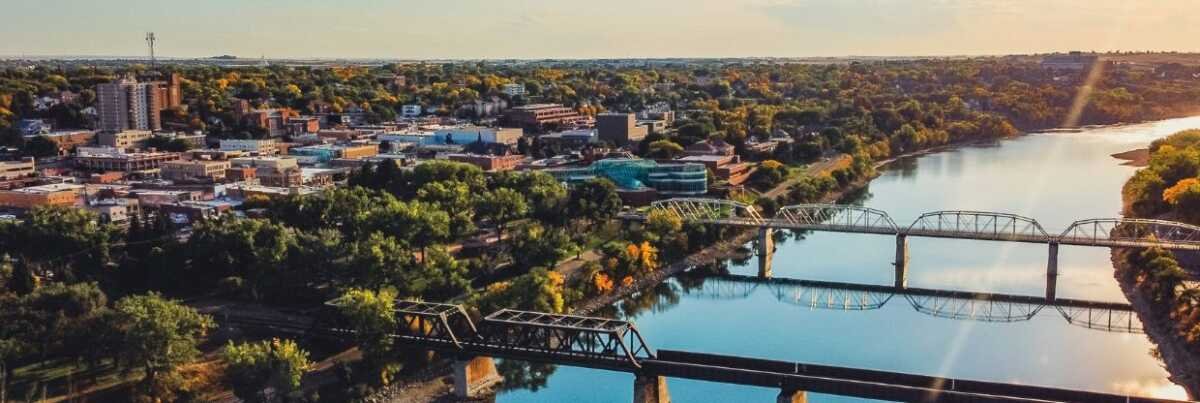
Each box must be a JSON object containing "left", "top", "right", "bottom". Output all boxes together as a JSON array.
[{"left": 145, "top": 32, "right": 157, "bottom": 70}]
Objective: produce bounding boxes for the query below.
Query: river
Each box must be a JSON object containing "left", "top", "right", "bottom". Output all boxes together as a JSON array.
[{"left": 497, "top": 116, "right": 1200, "bottom": 402}]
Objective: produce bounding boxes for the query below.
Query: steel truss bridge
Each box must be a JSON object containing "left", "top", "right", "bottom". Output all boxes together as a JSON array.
[
  {"left": 688, "top": 274, "right": 1143, "bottom": 334},
  {"left": 637, "top": 198, "right": 1200, "bottom": 251},
  {"left": 220, "top": 301, "right": 1188, "bottom": 403}
]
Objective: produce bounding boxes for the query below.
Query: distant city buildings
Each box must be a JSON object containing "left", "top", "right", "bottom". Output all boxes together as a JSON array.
[
  {"left": 502, "top": 83, "right": 526, "bottom": 97},
  {"left": 25, "top": 130, "right": 96, "bottom": 156},
  {"left": 1041, "top": 51, "right": 1099, "bottom": 71},
  {"left": 0, "top": 157, "right": 36, "bottom": 180},
  {"left": 401, "top": 104, "right": 423, "bottom": 117}
]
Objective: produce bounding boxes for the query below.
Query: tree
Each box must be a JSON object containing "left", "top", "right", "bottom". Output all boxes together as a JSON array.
[
  {"left": 476, "top": 188, "right": 528, "bottom": 243},
  {"left": 510, "top": 223, "right": 577, "bottom": 271},
  {"left": 647, "top": 139, "right": 684, "bottom": 159},
  {"left": 109, "top": 293, "right": 214, "bottom": 396},
  {"left": 22, "top": 135, "right": 58, "bottom": 158},
  {"left": 222, "top": 338, "right": 313, "bottom": 403},
  {"left": 185, "top": 217, "right": 296, "bottom": 299},
  {"left": 417, "top": 180, "right": 476, "bottom": 235},
  {"left": 347, "top": 233, "right": 420, "bottom": 294},
  {"left": 1164, "top": 178, "right": 1200, "bottom": 224},
  {"left": 566, "top": 178, "right": 622, "bottom": 225},
  {"left": 749, "top": 160, "right": 788, "bottom": 190},
  {"left": 333, "top": 289, "right": 396, "bottom": 364},
  {"left": 473, "top": 269, "right": 568, "bottom": 314}
]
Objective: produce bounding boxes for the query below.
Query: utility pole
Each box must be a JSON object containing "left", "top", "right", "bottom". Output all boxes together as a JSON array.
[{"left": 145, "top": 32, "right": 157, "bottom": 70}]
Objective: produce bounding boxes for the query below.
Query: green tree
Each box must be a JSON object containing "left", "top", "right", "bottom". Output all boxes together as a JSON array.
[
  {"left": 647, "top": 139, "right": 684, "bottom": 159},
  {"left": 476, "top": 188, "right": 529, "bottom": 243},
  {"left": 510, "top": 223, "right": 577, "bottom": 271},
  {"left": 222, "top": 338, "right": 313, "bottom": 403},
  {"left": 109, "top": 293, "right": 214, "bottom": 396},
  {"left": 566, "top": 178, "right": 622, "bottom": 225},
  {"left": 333, "top": 289, "right": 396, "bottom": 364},
  {"left": 22, "top": 135, "right": 58, "bottom": 158}
]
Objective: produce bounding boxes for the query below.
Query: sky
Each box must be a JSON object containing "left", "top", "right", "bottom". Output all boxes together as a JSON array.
[{"left": 2, "top": 0, "right": 1199, "bottom": 59}]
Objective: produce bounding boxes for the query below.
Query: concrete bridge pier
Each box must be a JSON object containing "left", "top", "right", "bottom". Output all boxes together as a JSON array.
[
  {"left": 758, "top": 227, "right": 775, "bottom": 278},
  {"left": 894, "top": 234, "right": 909, "bottom": 289},
  {"left": 1047, "top": 242, "right": 1059, "bottom": 278},
  {"left": 633, "top": 373, "right": 671, "bottom": 403},
  {"left": 453, "top": 356, "right": 502, "bottom": 399},
  {"left": 777, "top": 388, "right": 808, "bottom": 403},
  {"left": 1045, "top": 271, "right": 1058, "bottom": 302}
]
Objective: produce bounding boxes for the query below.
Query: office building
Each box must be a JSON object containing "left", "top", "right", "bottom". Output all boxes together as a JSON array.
[
  {"left": 75, "top": 147, "right": 181, "bottom": 173},
  {"left": 0, "top": 183, "right": 85, "bottom": 209},
  {"left": 0, "top": 157, "right": 35, "bottom": 180},
  {"left": 220, "top": 139, "right": 278, "bottom": 155},
  {"left": 161, "top": 160, "right": 232, "bottom": 183},
  {"left": 97, "top": 130, "right": 153, "bottom": 151},
  {"left": 597, "top": 113, "right": 648, "bottom": 146},
  {"left": 505, "top": 104, "right": 585, "bottom": 129},
  {"left": 502, "top": 83, "right": 526, "bottom": 97}
]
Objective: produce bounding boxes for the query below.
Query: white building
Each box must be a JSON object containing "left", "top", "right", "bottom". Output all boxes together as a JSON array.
[
  {"left": 401, "top": 104, "right": 422, "bottom": 117},
  {"left": 219, "top": 139, "right": 278, "bottom": 155},
  {"left": 502, "top": 83, "right": 526, "bottom": 97}
]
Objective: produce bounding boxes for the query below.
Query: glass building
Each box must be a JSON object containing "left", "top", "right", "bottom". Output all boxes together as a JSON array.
[{"left": 546, "top": 158, "right": 707, "bottom": 196}]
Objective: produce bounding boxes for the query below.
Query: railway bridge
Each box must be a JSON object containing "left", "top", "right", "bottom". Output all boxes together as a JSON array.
[
  {"left": 623, "top": 198, "right": 1200, "bottom": 287},
  {"left": 222, "top": 300, "right": 1190, "bottom": 403}
]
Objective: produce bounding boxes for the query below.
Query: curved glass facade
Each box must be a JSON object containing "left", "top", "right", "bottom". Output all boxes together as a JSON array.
[{"left": 547, "top": 158, "right": 707, "bottom": 195}]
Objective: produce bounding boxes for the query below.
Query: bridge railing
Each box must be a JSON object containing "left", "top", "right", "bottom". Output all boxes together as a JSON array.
[
  {"left": 650, "top": 198, "right": 764, "bottom": 225},
  {"left": 905, "top": 210, "right": 1050, "bottom": 241},
  {"left": 773, "top": 204, "right": 899, "bottom": 234},
  {"left": 1059, "top": 218, "right": 1200, "bottom": 250}
]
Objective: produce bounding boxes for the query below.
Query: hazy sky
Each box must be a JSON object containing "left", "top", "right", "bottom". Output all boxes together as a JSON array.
[{"left": 3, "top": 0, "right": 1198, "bottom": 59}]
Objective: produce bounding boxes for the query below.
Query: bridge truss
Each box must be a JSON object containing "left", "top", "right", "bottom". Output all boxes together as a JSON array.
[
  {"left": 1059, "top": 218, "right": 1200, "bottom": 250},
  {"left": 905, "top": 210, "right": 1050, "bottom": 243},
  {"left": 638, "top": 198, "right": 1200, "bottom": 250},
  {"left": 774, "top": 204, "right": 899, "bottom": 235}
]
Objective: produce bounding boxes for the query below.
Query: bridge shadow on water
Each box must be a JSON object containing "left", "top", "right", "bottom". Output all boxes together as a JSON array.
[{"left": 670, "top": 265, "right": 1142, "bottom": 334}]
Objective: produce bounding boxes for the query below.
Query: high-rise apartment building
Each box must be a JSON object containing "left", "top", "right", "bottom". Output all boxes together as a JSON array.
[{"left": 96, "top": 76, "right": 164, "bottom": 132}]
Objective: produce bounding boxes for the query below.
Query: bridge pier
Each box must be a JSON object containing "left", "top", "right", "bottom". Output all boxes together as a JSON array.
[
  {"left": 758, "top": 227, "right": 775, "bottom": 278},
  {"left": 1047, "top": 242, "right": 1059, "bottom": 278},
  {"left": 777, "top": 388, "right": 808, "bottom": 403},
  {"left": 894, "top": 234, "right": 909, "bottom": 289},
  {"left": 633, "top": 373, "right": 671, "bottom": 403},
  {"left": 453, "top": 356, "right": 501, "bottom": 399}
]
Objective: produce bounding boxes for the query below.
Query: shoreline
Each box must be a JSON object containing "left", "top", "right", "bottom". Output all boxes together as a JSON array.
[{"left": 1111, "top": 249, "right": 1200, "bottom": 398}]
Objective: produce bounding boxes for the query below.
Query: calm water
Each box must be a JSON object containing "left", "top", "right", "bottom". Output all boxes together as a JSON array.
[{"left": 498, "top": 116, "right": 1200, "bottom": 402}]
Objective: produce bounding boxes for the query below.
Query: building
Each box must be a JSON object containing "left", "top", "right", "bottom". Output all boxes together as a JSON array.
[
  {"left": 0, "top": 157, "right": 35, "bottom": 180},
  {"left": 401, "top": 104, "right": 422, "bottom": 117},
  {"left": 596, "top": 113, "right": 649, "bottom": 146},
  {"left": 230, "top": 157, "right": 302, "bottom": 187},
  {"left": 24, "top": 130, "right": 96, "bottom": 156},
  {"left": 446, "top": 154, "right": 524, "bottom": 172},
  {"left": 502, "top": 83, "right": 526, "bottom": 97},
  {"left": 161, "top": 160, "right": 232, "bottom": 183},
  {"left": 677, "top": 155, "right": 752, "bottom": 186},
  {"left": 380, "top": 126, "right": 522, "bottom": 146},
  {"left": 546, "top": 158, "right": 707, "bottom": 198},
  {"left": 505, "top": 104, "right": 585, "bottom": 129},
  {"left": 220, "top": 139, "right": 278, "bottom": 155},
  {"left": 74, "top": 147, "right": 180, "bottom": 173},
  {"left": 1041, "top": 52, "right": 1100, "bottom": 71},
  {"left": 97, "top": 130, "right": 153, "bottom": 151},
  {"left": 0, "top": 183, "right": 85, "bottom": 209},
  {"left": 539, "top": 129, "right": 597, "bottom": 149},
  {"left": 684, "top": 138, "right": 736, "bottom": 157},
  {"left": 289, "top": 144, "right": 379, "bottom": 163},
  {"left": 638, "top": 119, "right": 669, "bottom": 135},
  {"left": 287, "top": 117, "right": 321, "bottom": 135},
  {"left": 96, "top": 76, "right": 164, "bottom": 132},
  {"left": 16, "top": 119, "right": 50, "bottom": 136},
  {"left": 233, "top": 100, "right": 293, "bottom": 137}
]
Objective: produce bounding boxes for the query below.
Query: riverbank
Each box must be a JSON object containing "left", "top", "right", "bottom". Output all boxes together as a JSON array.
[{"left": 1111, "top": 249, "right": 1200, "bottom": 398}]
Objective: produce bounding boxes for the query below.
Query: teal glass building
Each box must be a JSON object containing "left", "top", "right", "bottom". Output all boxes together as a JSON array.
[{"left": 546, "top": 158, "right": 707, "bottom": 196}]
